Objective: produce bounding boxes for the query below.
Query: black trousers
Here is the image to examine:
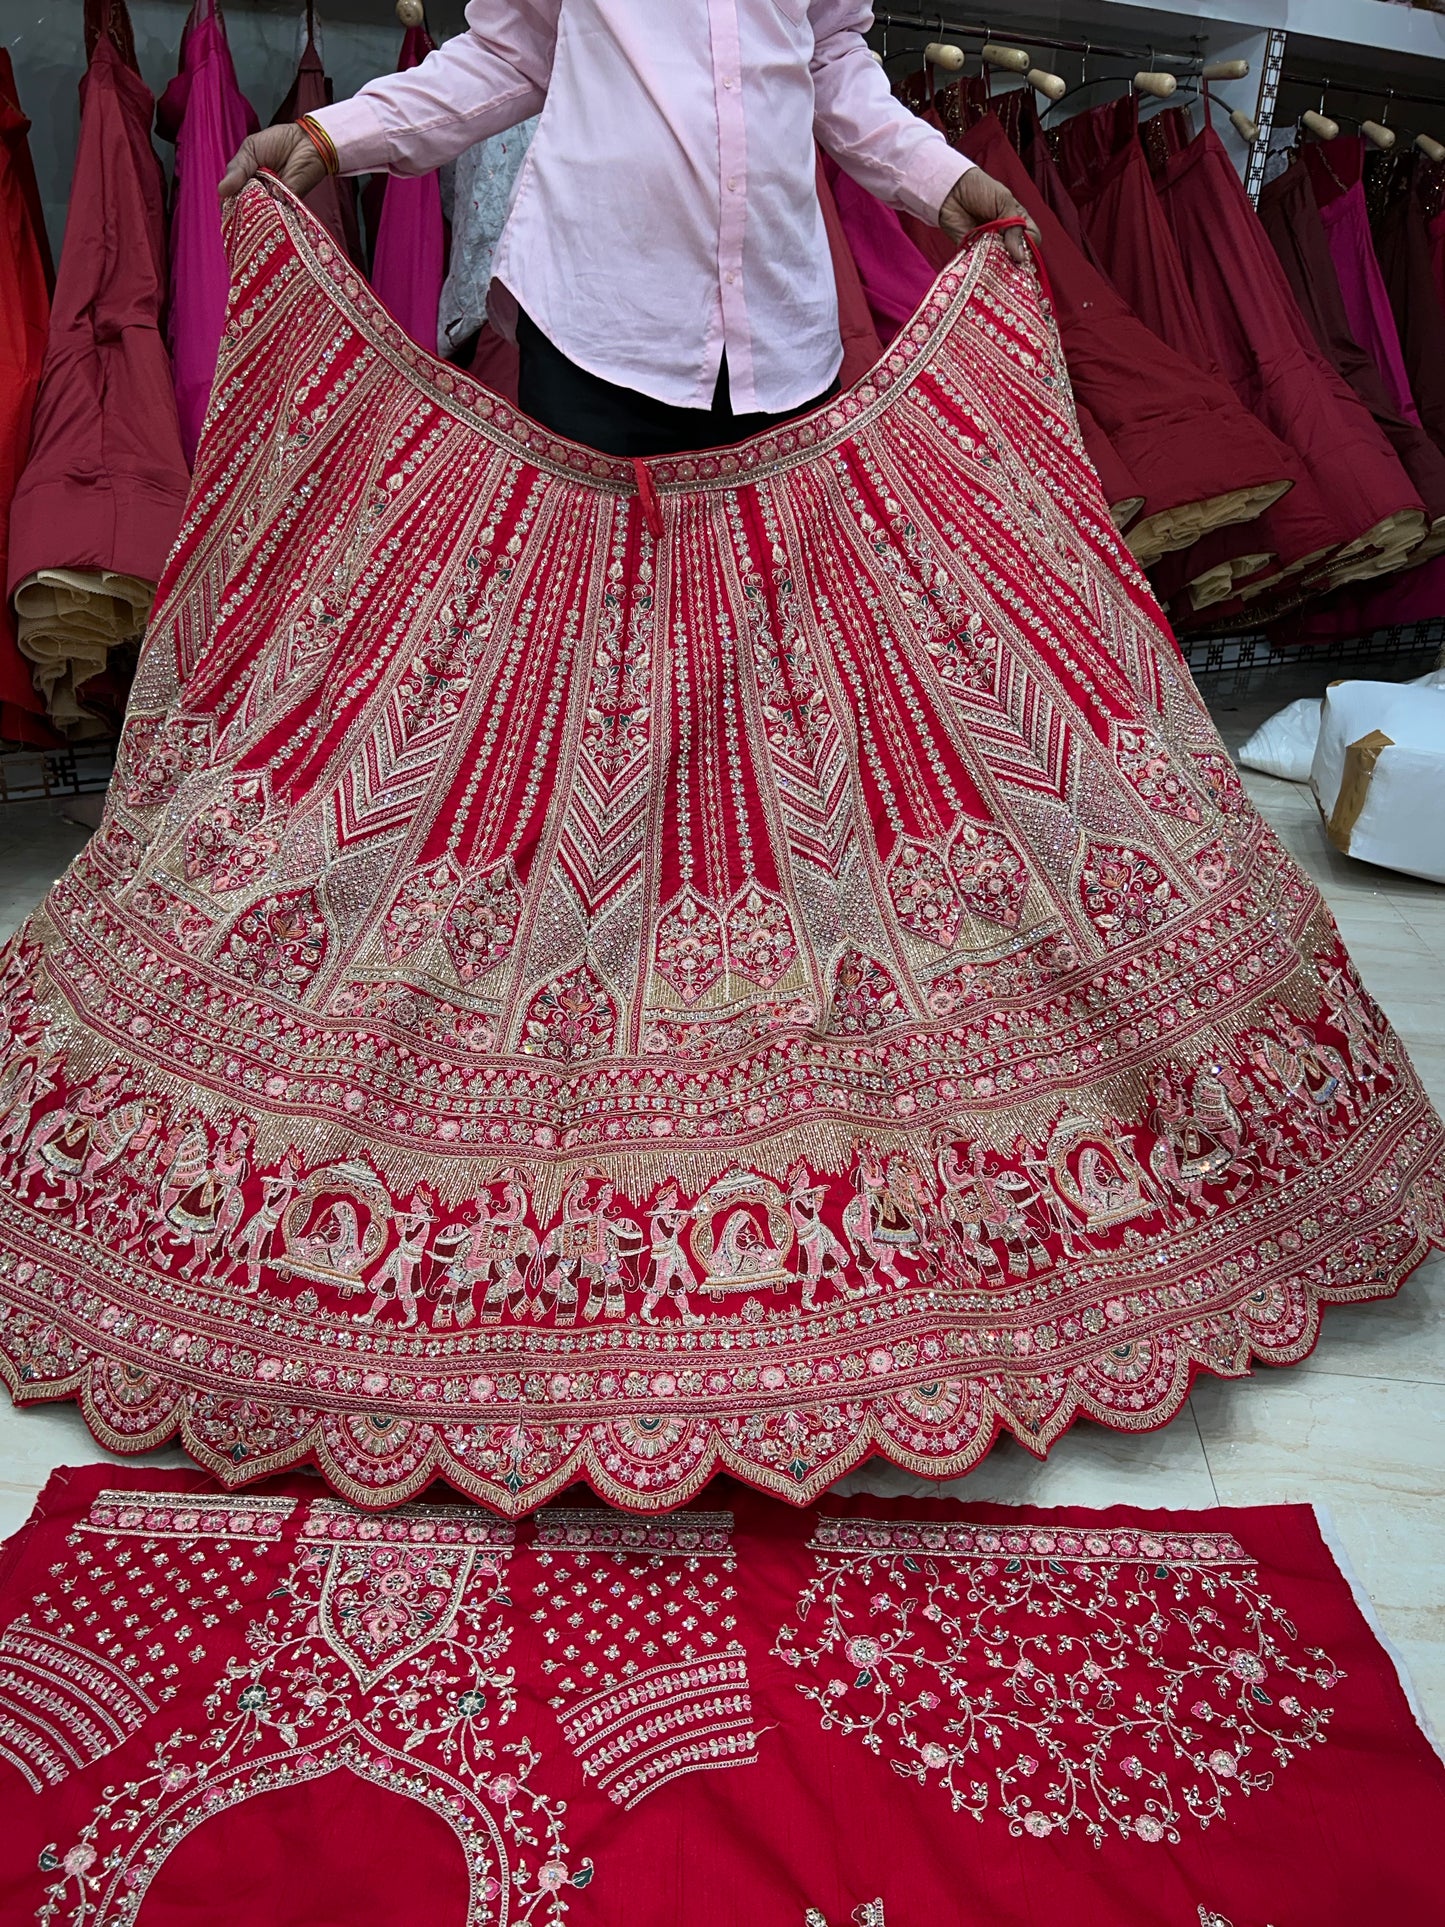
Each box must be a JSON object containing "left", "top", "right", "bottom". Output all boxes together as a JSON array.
[{"left": 515, "top": 309, "right": 838, "bottom": 458}]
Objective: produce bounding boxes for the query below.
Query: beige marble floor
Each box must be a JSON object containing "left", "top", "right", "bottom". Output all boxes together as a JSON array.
[{"left": 0, "top": 667, "right": 1441, "bottom": 1735}]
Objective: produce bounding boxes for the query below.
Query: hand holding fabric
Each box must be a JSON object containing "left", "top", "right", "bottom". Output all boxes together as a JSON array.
[
  {"left": 938, "top": 167, "right": 1040, "bottom": 264},
  {"left": 218, "top": 122, "right": 327, "bottom": 201}
]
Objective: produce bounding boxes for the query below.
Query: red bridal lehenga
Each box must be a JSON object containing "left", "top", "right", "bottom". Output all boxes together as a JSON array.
[{"left": 0, "top": 178, "right": 1439, "bottom": 1512}]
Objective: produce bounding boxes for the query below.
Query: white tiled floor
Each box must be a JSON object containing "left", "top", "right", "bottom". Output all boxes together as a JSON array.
[{"left": 0, "top": 663, "right": 1441, "bottom": 1730}]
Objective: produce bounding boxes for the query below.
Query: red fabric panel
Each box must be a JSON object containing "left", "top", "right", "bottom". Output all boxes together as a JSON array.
[
  {"left": 1371, "top": 151, "right": 1445, "bottom": 462},
  {"left": 2, "top": 1467, "right": 1444, "bottom": 1926},
  {"left": 1155, "top": 126, "right": 1424, "bottom": 560},
  {"left": 6, "top": 29, "right": 189, "bottom": 597}
]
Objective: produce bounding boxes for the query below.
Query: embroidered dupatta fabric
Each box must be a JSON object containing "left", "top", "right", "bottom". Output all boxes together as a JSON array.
[
  {"left": 1, "top": 1466, "right": 1444, "bottom": 1927},
  {"left": 0, "top": 178, "right": 1440, "bottom": 1514}
]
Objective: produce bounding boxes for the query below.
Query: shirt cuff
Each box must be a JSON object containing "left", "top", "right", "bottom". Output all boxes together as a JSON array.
[
  {"left": 304, "top": 96, "right": 395, "bottom": 177},
  {"left": 897, "top": 144, "right": 974, "bottom": 226}
]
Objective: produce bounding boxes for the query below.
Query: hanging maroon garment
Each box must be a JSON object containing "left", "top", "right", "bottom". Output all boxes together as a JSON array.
[
  {"left": 951, "top": 110, "right": 1294, "bottom": 566},
  {"left": 1259, "top": 154, "right": 1445, "bottom": 553},
  {"left": 992, "top": 85, "right": 1110, "bottom": 275},
  {"left": 1154, "top": 125, "right": 1427, "bottom": 591},
  {"left": 0, "top": 53, "right": 53, "bottom": 745},
  {"left": 1305, "top": 139, "right": 1421, "bottom": 425},
  {"left": 368, "top": 24, "right": 447, "bottom": 350},
  {"left": 5, "top": 0, "right": 190, "bottom": 724},
  {"left": 271, "top": 22, "right": 365, "bottom": 268},
  {"left": 1371, "top": 150, "right": 1445, "bottom": 464},
  {"left": 815, "top": 148, "right": 885, "bottom": 389}
]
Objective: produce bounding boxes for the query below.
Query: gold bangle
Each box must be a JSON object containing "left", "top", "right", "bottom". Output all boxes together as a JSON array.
[{"left": 296, "top": 114, "right": 340, "bottom": 176}]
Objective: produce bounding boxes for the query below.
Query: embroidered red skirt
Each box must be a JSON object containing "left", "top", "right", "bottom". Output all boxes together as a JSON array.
[
  {"left": 0, "top": 178, "right": 1440, "bottom": 1513},
  {"left": 2, "top": 1466, "right": 1443, "bottom": 1925}
]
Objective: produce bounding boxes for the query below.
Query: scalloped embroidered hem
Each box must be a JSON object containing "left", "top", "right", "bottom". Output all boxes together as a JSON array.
[{"left": 0, "top": 177, "right": 1440, "bottom": 1514}]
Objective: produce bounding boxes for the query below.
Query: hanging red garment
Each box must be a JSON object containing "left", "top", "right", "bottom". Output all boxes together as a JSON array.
[
  {"left": 5, "top": 0, "right": 190, "bottom": 737},
  {"left": 815, "top": 147, "right": 885, "bottom": 389},
  {"left": 1370, "top": 149, "right": 1445, "bottom": 463},
  {"left": 271, "top": 16, "right": 365, "bottom": 268},
  {"left": 0, "top": 52, "right": 53, "bottom": 746},
  {"left": 1054, "top": 95, "right": 1217, "bottom": 370},
  {"left": 950, "top": 110, "right": 1293, "bottom": 568},
  {"left": 368, "top": 23, "right": 448, "bottom": 351},
  {"left": 0, "top": 176, "right": 1438, "bottom": 1511},
  {"left": 1154, "top": 124, "right": 1427, "bottom": 597},
  {"left": 894, "top": 86, "right": 1143, "bottom": 535},
  {"left": 3, "top": 1466, "right": 1445, "bottom": 1927},
  {"left": 156, "top": 0, "right": 260, "bottom": 467},
  {"left": 988, "top": 84, "right": 1111, "bottom": 274},
  {"left": 1259, "top": 153, "right": 1445, "bottom": 560}
]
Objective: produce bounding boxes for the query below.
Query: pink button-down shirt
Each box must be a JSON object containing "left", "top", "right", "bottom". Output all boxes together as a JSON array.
[{"left": 311, "top": 1, "right": 971, "bottom": 412}]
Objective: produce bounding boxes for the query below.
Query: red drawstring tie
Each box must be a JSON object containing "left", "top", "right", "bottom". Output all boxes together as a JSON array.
[
  {"left": 632, "top": 457, "right": 665, "bottom": 541},
  {"left": 962, "top": 213, "right": 1055, "bottom": 315}
]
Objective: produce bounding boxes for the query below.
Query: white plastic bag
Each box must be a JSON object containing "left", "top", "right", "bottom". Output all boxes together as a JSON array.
[
  {"left": 1236, "top": 697, "right": 1323, "bottom": 782},
  {"left": 1311, "top": 677, "right": 1445, "bottom": 883}
]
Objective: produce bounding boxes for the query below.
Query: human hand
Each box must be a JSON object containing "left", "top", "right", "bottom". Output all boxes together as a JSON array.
[
  {"left": 218, "top": 123, "right": 328, "bottom": 202},
  {"left": 937, "top": 167, "right": 1041, "bottom": 265}
]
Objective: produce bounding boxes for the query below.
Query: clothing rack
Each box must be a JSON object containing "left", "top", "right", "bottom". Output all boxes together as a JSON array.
[
  {"left": 872, "top": 8, "right": 1204, "bottom": 70},
  {"left": 1279, "top": 70, "right": 1445, "bottom": 118}
]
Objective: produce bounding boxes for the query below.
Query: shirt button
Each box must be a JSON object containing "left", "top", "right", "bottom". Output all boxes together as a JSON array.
[
  {"left": 727, "top": 177, "right": 736, "bottom": 191},
  {"left": 722, "top": 76, "right": 734, "bottom": 89},
  {"left": 725, "top": 272, "right": 736, "bottom": 285}
]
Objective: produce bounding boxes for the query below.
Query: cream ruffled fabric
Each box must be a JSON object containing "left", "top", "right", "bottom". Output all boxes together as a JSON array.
[{"left": 12, "top": 568, "right": 153, "bottom": 738}]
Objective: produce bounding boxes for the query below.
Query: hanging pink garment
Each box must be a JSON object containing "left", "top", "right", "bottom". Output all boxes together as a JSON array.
[
  {"left": 368, "top": 24, "right": 446, "bottom": 350},
  {"left": 1306, "top": 139, "right": 1421, "bottom": 427},
  {"left": 0, "top": 52, "right": 53, "bottom": 744},
  {"left": 815, "top": 147, "right": 885, "bottom": 388},
  {"left": 156, "top": 0, "right": 259, "bottom": 467},
  {"left": 822, "top": 153, "right": 935, "bottom": 347}
]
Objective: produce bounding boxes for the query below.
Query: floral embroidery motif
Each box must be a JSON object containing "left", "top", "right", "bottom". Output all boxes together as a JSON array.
[
  {"left": 522, "top": 962, "right": 618, "bottom": 1062},
  {"left": 37, "top": 1497, "right": 589, "bottom": 1927},
  {"left": 532, "top": 1508, "right": 757, "bottom": 1808},
  {"left": 775, "top": 1517, "right": 1340, "bottom": 1847},
  {"left": 827, "top": 949, "right": 908, "bottom": 1034},
  {"left": 182, "top": 775, "right": 278, "bottom": 896},
  {"left": 1114, "top": 725, "right": 1205, "bottom": 825},
  {"left": 806, "top": 1904, "right": 886, "bottom": 1927},
  {"left": 949, "top": 818, "right": 1029, "bottom": 928},
  {"left": 444, "top": 862, "right": 522, "bottom": 984},
  {"left": 1080, "top": 844, "right": 1176, "bottom": 948},
  {"left": 382, "top": 860, "right": 458, "bottom": 963},
  {"left": 221, "top": 887, "right": 329, "bottom": 992},
  {"left": 887, "top": 840, "right": 961, "bottom": 948},
  {"left": 726, "top": 885, "right": 798, "bottom": 988},
  {"left": 654, "top": 888, "right": 726, "bottom": 1003}
]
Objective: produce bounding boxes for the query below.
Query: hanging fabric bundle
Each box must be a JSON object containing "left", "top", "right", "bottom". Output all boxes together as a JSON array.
[
  {"left": 156, "top": 0, "right": 260, "bottom": 467},
  {"left": 0, "top": 52, "right": 53, "bottom": 746},
  {"left": 368, "top": 18, "right": 447, "bottom": 351},
  {"left": 1154, "top": 119, "right": 1428, "bottom": 602},
  {"left": 939, "top": 105, "right": 1295, "bottom": 568},
  {"left": 5, "top": 0, "right": 189, "bottom": 738},
  {"left": 271, "top": 2, "right": 365, "bottom": 267},
  {"left": 1259, "top": 148, "right": 1445, "bottom": 567},
  {"left": 1306, "top": 137, "right": 1422, "bottom": 425}
]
